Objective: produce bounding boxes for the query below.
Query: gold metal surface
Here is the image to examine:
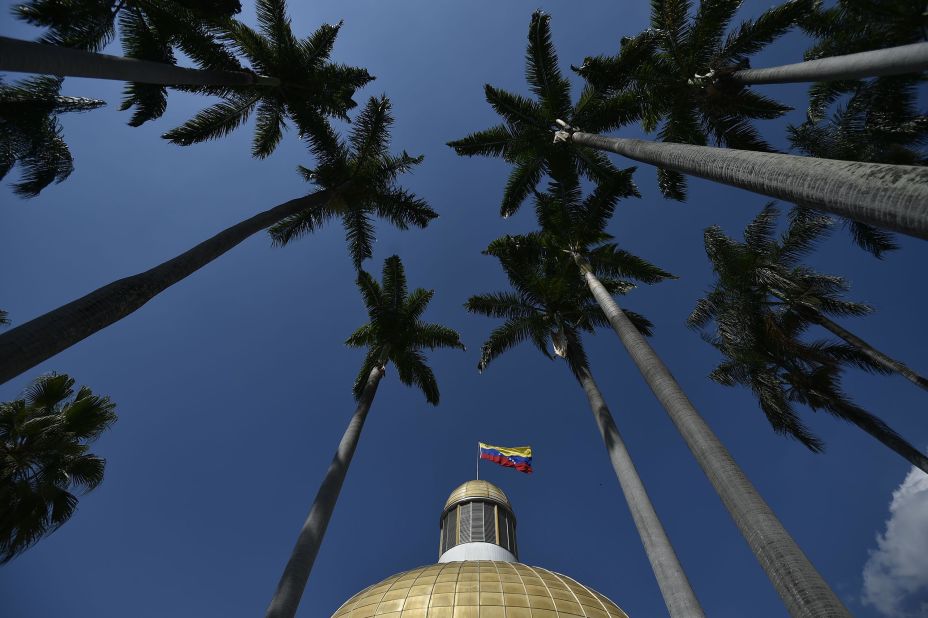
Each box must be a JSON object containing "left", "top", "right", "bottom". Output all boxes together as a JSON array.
[
  {"left": 443, "top": 480, "right": 512, "bottom": 512},
  {"left": 331, "top": 561, "right": 629, "bottom": 618}
]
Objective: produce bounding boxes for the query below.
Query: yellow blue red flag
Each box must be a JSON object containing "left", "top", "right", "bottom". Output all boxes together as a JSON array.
[{"left": 479, "top": 442, "right": 533, "bottom": 474}]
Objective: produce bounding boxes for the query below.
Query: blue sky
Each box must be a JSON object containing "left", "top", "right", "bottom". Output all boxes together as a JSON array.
[{"left": 2, "top": 1, "right": 927, "bottom": 617}]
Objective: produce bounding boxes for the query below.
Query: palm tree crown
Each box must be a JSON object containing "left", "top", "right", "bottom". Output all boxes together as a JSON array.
[
  {"left": 689, "top": 205, "right": 928, "bottom": 472},
  {"left": 268, "top": 96, "right": 437, "bottom": 268},
  {"left": 448, "top": 10, "right": 637, "bottom": 217},
  {"left": 347, "top": 255, "right": 465, "bottom": 404},
  {"left": 691, "top": 204, "right": 875, "bottom": 334},
  {"left": 163, "top": 0, "right": 373, "bottom": 157},
  {"left": 467, "top": 232, "right": 657, "bottom": 377},
  {"left": 15, "top": 0, "right": 244, "bottom": 126},
  {"left": 577, "top": 0, "right": 811, "bottom": 199},
  {"left": 0, "top": 373, "right": 117, "bottom": 564},
  {"left": 1, "top": 76, "right": 105, "bottom": 198}
]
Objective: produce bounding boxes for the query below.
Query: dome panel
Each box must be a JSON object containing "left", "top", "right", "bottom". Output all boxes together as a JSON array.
[
  {"left": 331, "top": 561, "right": 629, "bottom": 618},
  {"left": 443, "top": 480, "right": 511, "bottom": 512}
]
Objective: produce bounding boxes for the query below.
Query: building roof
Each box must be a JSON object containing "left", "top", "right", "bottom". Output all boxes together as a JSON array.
[
  {"left": 443, "top": 480, "right": 512, "bottom": 513},
  {"left": 331, "top": 561, "right": 629, "bottom": 618}
]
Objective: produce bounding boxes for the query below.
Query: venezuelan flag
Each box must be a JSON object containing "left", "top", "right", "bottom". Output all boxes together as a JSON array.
[{"left": 479, "top": 442, "right": 533, "bottom": 474}]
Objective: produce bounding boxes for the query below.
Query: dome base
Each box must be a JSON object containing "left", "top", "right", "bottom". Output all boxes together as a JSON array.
[{"left": 439, "top": 542, "right": 516, "bottom": 563}]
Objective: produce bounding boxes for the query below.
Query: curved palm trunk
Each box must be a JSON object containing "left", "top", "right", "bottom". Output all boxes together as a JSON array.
[
  {"left": 265, "top": 365, "right": 384, "bottom": 618},
  {"left": 570, "top": 360, "right": 705, "bottom": 618},
  {"left": 0, "top": 36, "right": 280, "bottom": 87},
  {"left": 731, "top": 42, "right": 928, "bottom": 85},
  {"left": 0, "top": 189, "right": 333, "bottom": 386},
  {"left": 809, "top": 312, "right": 928, "bottom": 393},
  {"left": 561, "top": 130, "right": 928, "bottom": 241},
  {"left": 578, "top": 266, "right": 851, "bottom": 618}
]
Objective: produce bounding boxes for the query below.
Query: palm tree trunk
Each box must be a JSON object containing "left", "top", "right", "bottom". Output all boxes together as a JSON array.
[
  {"left": 570, "top": 360, "right": 705, "bottom": 618},
  {"left": 0, "top": 189, "right": 334, "bottom": 386},
  {"left": 577, "top": 264, "right": 851, "bottom": 618},
  {"left": 265, "top": 364, "right": 384, "bottom": 618},
  {"left": 730, "top": 42, "right": 928, "bottom": 85},
  {"left": 806, "top": 312, "right": 928, "bottom": 393},
  {"left": 0, "top": 36, "right": 280, "bottom": 87},
  {"left": 560, "top": 130, "right": 928, "bottom": 241}
]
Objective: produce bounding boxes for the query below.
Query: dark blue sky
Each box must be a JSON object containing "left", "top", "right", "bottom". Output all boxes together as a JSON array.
[{"left": 2, "top": 1, "right": 927, "bottom": 617}]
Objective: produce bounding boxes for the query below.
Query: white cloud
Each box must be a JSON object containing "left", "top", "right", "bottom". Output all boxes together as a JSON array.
[{"left": 862, "top": 466, "right": 928, "bottom": 617}]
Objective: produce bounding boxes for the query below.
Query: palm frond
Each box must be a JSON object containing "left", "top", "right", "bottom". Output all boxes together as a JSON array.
[
  {"left": 253, "top": 100, "right": 285, "bottom": 158},
  {"left": 525, "top": 11, "right": 571, "bottom": 117},
  {"left": 393, "top": 349, "right": 440, "bottom": 405},
  {"left": 343, "top": 209, "right": 376, "bottom": 269},
  {"left": 162, "top": 92, "right": 262, "bottom": 146},
  {"left": 484, "top": 85, "right": 545, "bottom": 128},
  {"left": 381, "top": 255, "right": 407, "bottom": 310},
  {"left": 446, "top": 125, "right": 515, "bottom": 158},
  {"left": 413, "top": 323, "right": 466, "bottom": 352},
  {"left": 721, "top": 0, "right": 813, "bottom": 64},
  {"left": 501, "top": 158, "right": 545, "bottom": 218}
]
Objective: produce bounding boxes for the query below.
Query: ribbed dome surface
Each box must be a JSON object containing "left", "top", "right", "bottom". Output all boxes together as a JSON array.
[
  {"left": 331, "top": 561, "right": 629, "bottom": 618},
  {"left": 443, "top": 480, "right": 511, "bottom": 512}
]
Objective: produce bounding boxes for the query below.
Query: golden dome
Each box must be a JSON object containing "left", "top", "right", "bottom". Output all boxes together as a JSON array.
[
  {"left": 331, "top": 561, "right": 629, "bottom": 618},
  {"left": 443, "top": 480, "right": 511, "bottom": 513}
]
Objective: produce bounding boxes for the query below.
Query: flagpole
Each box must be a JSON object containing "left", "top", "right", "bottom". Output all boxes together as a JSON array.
[{"left": 476, "top": 442, "right": 479, "bottom": 480}]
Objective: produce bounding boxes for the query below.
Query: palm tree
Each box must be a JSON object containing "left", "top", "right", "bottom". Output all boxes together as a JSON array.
[
  {"left": 574, "top": 251, "right": 851, "bottom": 616},
  {"left": 467, "top": 232, "right": 705, "bottom": 618},
  {"left": 1, "top": 76, "right": 104, "bottom": 198},
  {"left": 0, "top": 373, "right": 117, "bottom": 564},
  {"left": 163, "top": 0, "right": 374, "bottom": 157},
  {"left": 554, "top": 125, "right": 928, "bottom": 241},
  {"left": 576, "top": 0, "right": 812, "bottom": 199},
  {"left": 0, "top": 310, "right": 8, "bottom": 325},
  {"left": 694, "top": 204, "right": 928, "bottom": 392},
  {"left": 504, "top": 174, "right": 848, "bottom": 615},
  {"left": 5, "top": 0, "right": 374, "bottom": 144},
  {"left": 0, "top": 96, "right": 436, "bottom": 386},
  {"left": 691, "top": 297, "right": 928, "bottom": 474},
  {"left": 265, "top": 255, "right": 464, "bottom": 618},
  {"left": 9, "top": 0, "right": 246, "bottom": 126},
  {"left": 447, "top": 10, "right": 637, "bottom": 217}
]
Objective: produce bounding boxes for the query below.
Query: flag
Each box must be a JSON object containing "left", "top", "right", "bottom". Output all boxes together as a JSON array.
[{"left": 479, "top": 442, "right": 533, "bottom": 474}]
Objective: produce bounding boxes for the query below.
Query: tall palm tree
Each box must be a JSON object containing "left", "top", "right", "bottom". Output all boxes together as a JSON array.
[
  {"left": 10, "top": 0, "right": 245, "bottom": 126},
  {"left": 447, "top": 10, "right": 637, "bottom": 217},
  {"left": 694, "top": 204, "right": 928, "bottom": 392},
  {"left": 0, "top": 96, "right": 436, "bottom": 386},
  {"left": 554, "top": 125, "right": 928, "bottom": 240},
  {"left": 576, "top": 0, "right": 811, "bottom": 199},
  {"left": 1, "top": 76, "right": 104, "bottom": 198},
  {"left": 266, "top": 255, "right": 464, "bottom": 618},
  {"left": 0, "top": 373, "right": 117, "bottom": 564},
  {"left": 506, "top": 174, "right": 849, "bottom": 615},
  {"left": 574, "top": 248, "right": 851, "bottom": 617},
  {"left": 467, "top": 232, "right": 706, "bottom": 618}
]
